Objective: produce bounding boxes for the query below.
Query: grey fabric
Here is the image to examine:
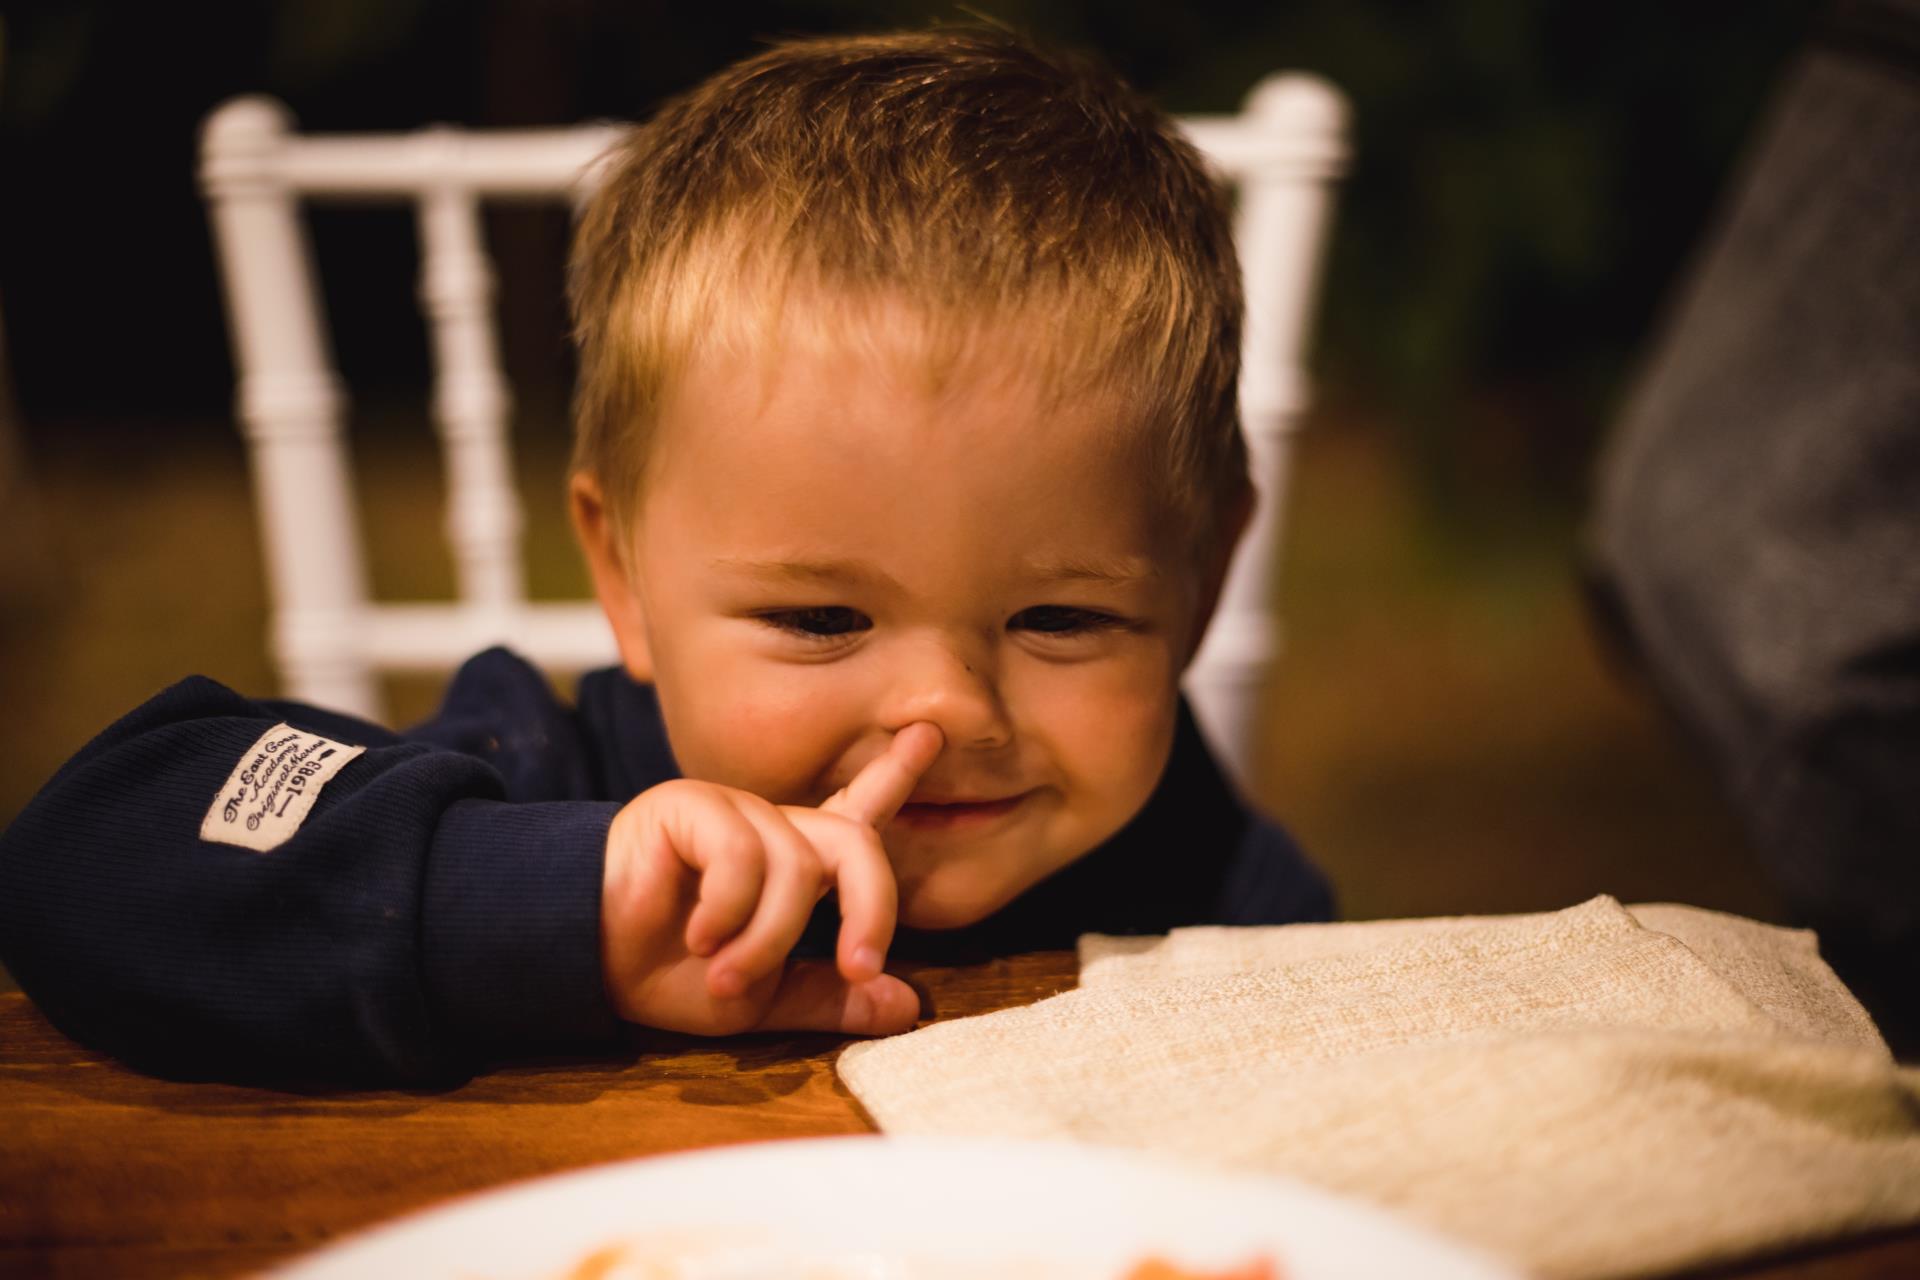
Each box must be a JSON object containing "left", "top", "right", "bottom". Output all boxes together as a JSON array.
[{"left": 1587, "top": 6, "right": 1920, "bottom": 1041}]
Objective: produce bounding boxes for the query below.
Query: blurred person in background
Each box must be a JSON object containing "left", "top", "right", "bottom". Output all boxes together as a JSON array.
[{"left": 1587, "top": 0, "right": 1920, "bottom": 1050}]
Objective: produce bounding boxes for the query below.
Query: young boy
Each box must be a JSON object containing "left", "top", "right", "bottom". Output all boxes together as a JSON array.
[{"left": 0, "top": 29, "right": 1331, "bottom": 1083}]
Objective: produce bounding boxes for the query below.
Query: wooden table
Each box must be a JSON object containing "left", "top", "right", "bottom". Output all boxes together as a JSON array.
[{"left": 3, "top": 952, "right": 1916, "bottom": 1279}]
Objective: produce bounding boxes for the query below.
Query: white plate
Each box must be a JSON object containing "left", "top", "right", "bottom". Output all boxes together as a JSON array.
[{"left": 272, "top": 1135, "right": 1520, "bottom": 1280}]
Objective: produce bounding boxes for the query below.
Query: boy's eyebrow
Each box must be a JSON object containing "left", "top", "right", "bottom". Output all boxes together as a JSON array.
[
  {"left": 1021, "top": 554, "right": 1159, "bottom": 585},
  {"left": 709, "top": 557, "right": 905, "bottom": 590},
  {"left": 708, "top": 554, "right": 1157, "bottom": 588}
]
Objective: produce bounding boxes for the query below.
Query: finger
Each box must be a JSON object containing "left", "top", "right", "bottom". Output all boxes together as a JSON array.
[
  {"left": 822, "top": 721, "right": 945, "bottom": 830},
  {"left": 663, "top": 786, "right": 768, "bottom": 958},
  {"left": 787, "top": 808, "right": 897, "bottom": 983},
  {"left": 705, "top": 800, "right": 824, "bottom": 999},
  {"left": 753, "top": 961, "right": 922, "bottom": 1036}
]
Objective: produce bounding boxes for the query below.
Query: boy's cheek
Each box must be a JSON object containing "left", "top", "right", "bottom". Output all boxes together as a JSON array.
[
  {"left": 658, "top": 663, "right": 849, "bottom": 800},
  {"left": 1018, "top": 660, "right": 1178, "bottom": 787},
  {"left": 1037, "top": 675, "right": 1182, "bottom": 864}
]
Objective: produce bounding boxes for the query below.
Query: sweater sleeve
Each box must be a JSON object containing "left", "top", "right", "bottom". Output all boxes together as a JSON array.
[{"left": 0, "top": 675, "right": 623, "bottom": 1083}]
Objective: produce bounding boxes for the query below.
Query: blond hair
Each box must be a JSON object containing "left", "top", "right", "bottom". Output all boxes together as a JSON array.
[{"left": 569, "top": 28, "right": 1246, "bottom": 562}]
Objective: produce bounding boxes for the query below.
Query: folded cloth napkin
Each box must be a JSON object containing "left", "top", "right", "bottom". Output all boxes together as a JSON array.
[{"left": 838, "top": 896, "right": 1920, "bottom": 1279}]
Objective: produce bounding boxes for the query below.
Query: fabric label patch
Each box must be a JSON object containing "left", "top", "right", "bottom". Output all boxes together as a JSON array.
[{"left": 200, "top": 723, "right": 366, "bottom": 852}]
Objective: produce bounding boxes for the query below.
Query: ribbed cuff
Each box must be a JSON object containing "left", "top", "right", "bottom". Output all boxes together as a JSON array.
[{"left": 422, "top": 798, "right": 625, "bottom": 1056}]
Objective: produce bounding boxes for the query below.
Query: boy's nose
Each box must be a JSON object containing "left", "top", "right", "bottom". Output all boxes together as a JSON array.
[{"left": 879, "top": 640, "right": 1012, "bottom": 751}]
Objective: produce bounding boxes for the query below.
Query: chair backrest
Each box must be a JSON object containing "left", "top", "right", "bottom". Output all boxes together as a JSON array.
[{"left": 198, "top": 78, "right": 1346, "bottom": 787}]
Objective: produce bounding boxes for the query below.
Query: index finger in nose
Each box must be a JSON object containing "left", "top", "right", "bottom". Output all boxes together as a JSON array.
[{"left": 821, "top": 722, "right": 944, "bottom": 830}]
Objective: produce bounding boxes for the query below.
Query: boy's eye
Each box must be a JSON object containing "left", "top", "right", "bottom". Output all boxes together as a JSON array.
[
  {"left": 758, "top": 607, "right": 872, "bottom": 639},
  {"left": 1009, "top": 605, "right": 1128, "bottom": 636}
]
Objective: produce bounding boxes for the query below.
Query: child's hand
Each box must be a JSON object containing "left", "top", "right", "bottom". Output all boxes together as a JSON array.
[{"left": 599, "top": 723, "right": 943, "bottom": 1037}]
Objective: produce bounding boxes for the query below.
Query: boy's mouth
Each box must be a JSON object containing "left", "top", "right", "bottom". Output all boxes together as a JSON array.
[{"left": 891, "top": 791, "right": 1030, "bottom": 831}]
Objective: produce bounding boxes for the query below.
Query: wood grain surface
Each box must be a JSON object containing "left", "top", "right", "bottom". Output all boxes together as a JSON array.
[{"left": 1, "top": 952, "right": 1914, "bottom": 1280}]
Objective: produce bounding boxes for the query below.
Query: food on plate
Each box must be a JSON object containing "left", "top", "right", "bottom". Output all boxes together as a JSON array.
[
  {"left": 549, "top": 1237, "right": 1283, "bottom": 1280},
  {"left": 1121, "top": 1257, "right": 1281, "bottom": 1280}
]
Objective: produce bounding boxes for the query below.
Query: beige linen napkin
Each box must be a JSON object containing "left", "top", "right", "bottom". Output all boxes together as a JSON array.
[{"left": 839, "top": 896, "right": 1920, "bottom": 1278}]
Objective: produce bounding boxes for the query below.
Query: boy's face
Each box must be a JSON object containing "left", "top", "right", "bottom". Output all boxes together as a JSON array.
[{"left": 581, "top": 321, "right": 1227, "bottom": 930}]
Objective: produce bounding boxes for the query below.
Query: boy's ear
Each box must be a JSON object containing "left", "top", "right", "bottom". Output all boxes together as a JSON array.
[
  {"left": 569, "top": 472, "right": 654, "bottom": 684},
  {"left": 1181, "top": 484, "right": 1256, "bottom": 670}
]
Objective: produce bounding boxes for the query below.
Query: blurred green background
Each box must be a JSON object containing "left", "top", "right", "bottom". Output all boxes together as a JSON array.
[{"left": 0, "top": 0, "right": 1820, "bottom": 970}]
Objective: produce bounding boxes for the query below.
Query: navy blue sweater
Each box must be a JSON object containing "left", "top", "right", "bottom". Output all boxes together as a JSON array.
[{"left": 0, "top": 649, "right": 1331, "bottom": 1084}]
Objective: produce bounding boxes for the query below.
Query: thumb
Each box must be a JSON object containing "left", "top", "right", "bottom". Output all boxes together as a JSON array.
[{"left": 752, "top": 960, "right": 922, "bottom": 1036}]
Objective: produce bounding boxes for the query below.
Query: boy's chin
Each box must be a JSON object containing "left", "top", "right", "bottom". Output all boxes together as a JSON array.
[
  {"left": 889, "top": 825, "right": 1108, "bottom": 932},
  {"left": 893, "top": 875, "right": 1024, "bottom": 932}
]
